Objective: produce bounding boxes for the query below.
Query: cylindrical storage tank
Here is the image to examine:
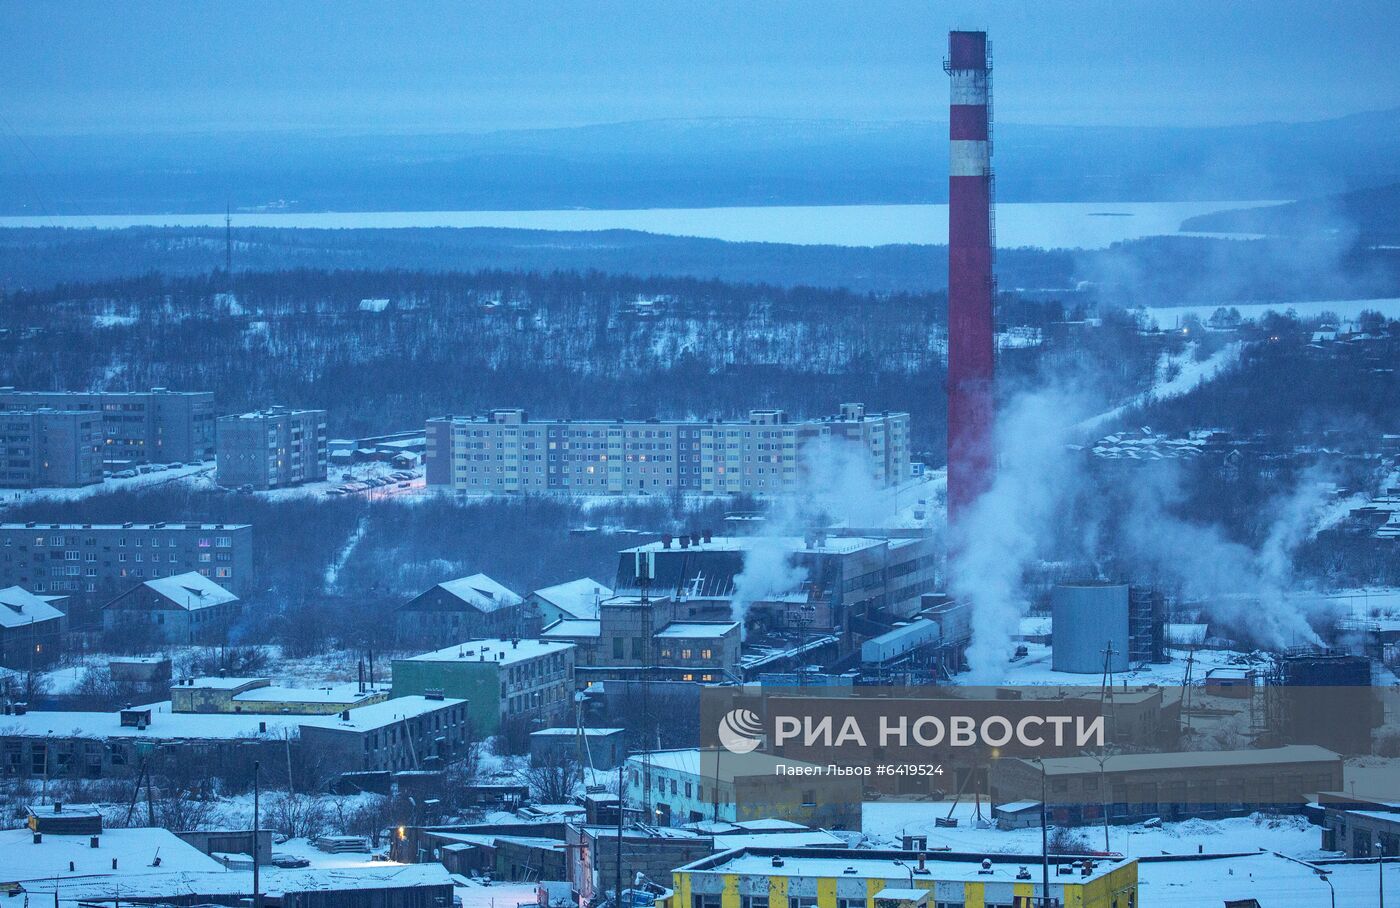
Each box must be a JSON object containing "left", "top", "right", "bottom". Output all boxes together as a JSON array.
[{"left": 1051, "top": 582, "right": 1130, "bottom": 674}]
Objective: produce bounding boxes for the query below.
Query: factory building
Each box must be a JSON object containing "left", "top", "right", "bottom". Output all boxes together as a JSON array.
[
  {"left": 626, "top": 749, "right": 862, "bottom": 829},
  {"left": 169, "top": 675, "right": 389, "bottom": 715},
  {"left": 0, "top": 408, "right": 104, "bottom": 488},
  {"left": 216, "top": 406, "right": 328, "bottom": 489},
  {"left": 0, "top": 386, "right": 216, "bottom": 465},
  {"left": 617, "top": 531, "right": 938, "bottom": 625},
  {"left": 670, "top": 846, "right": 1137, "bottom": 908},
  {"left": 390, "top": 638, "right": 575, "bottom": 735},
  {"left": 425, "top": 404, "right": 909, "bottom": 496},
  {"left": 541, "top": 593, "right": 741, "bottom": 684},
  {"left": 990, "top": 745, "right": 1343, "bottom": 826},
  {"left": 0, "top": 521, "right": 253, "bottom": 629}
]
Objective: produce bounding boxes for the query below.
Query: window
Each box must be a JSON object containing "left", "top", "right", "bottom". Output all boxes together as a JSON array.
[{"left": 742, "top": 898, "right": 769, "bottom": 908}]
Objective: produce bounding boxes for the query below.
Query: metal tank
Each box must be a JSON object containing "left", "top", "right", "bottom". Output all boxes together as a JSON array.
[{"left": 1051, "top": 582, "right": 1130, "bottom": 674}]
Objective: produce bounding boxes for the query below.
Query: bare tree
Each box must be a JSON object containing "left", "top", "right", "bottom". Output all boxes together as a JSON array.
[{"left": 520, "top": 751, "right": 582, "bottom": 805}]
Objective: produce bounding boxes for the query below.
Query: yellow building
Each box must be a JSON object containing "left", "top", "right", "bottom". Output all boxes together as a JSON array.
[
  {"left": 671, "top": 847, "right": 1137, "bottom": 908},
  {"left": 170, "top": 676, "right": 389, "bottom": 715}
]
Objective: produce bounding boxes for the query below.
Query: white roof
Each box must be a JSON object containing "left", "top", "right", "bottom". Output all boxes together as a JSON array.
[
  {"left": 139, "top": 572, "right": 238, "bottom": 610},
  {"left": 530, "top": 726, "right": 624, "bottom": 737},
  {"left": 405, "top": 638, "right": 573, "bottom": 666},
  {"left": 683, "top": 849, "right": 1126, "bottom": 886},
  {"left": 542, "top": 618, "right": 601, "bottom": 639},
  {"left": 18, "top": 863, "right": 455, "bottom": 900},
  {"left": 0, "top": 826, "right": 224, "bottom": 883},
  {"left": 0, "top": 586, "right": 64, "bottom": 628},
  {"left": 0, "top": 696, "right": 459, "bottom": 741},
  {"left": 627, "top": 749, "right": 822, "bottom": 783},
  {"left": 1022, "top": 744, "right": 1340, "bottom": 776},
  {"left": 623, "top": 535, "right": 887, "bottom": 556},
  {"left": 533, "top": 577, "right": 613, "bottom": 619},
  {"left": 233, "top": 683, "right": 386, "bottom": 705},
  {"left": 655, "top": 621, "right": 739, "bottom": 639},
  {"left": 437, "top": 574, "right": 522, "bottom": 611}
]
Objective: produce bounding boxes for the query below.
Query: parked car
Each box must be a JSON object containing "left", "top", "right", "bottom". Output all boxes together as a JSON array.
[{"left": 270, "top": 853, "right": 311, "bottom": 869}]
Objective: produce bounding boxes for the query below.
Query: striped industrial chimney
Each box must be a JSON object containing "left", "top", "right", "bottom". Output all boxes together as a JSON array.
[{"left": 945, "top": 30, "right": 995, "bottom": 531}]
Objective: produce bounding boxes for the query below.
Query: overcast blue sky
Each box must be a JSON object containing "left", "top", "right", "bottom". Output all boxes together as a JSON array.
[{"left": 3, "top": 1, "right": 1397, "bottom": 134}]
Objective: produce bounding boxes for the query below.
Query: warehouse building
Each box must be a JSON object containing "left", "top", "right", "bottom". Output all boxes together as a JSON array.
[
  {"left": 990, "top": 745, "right": 1343, "bottom": 826},
  {"left": 426, "top": 403, "right": 909, "bottom": 496},
  {"left": 0, "top": 521, "right": 253, "bottom": 628},
  {"left": 169, "top": 675, "right": 389, "bottom": 715},
  {"left": 216, "top": 405, "right": 328, "bottom": 489},
  {"left": 625, "top": 749, "right": 862, "bottom": 829},
  {"left": 670, "top": 846, "right": 1137, "bottom": 908}
]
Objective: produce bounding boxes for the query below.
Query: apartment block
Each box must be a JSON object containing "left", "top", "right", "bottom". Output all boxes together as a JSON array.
[
  {"left": 0, "top": 522, "right": 253, "bottom": 628},
  {"left": 0, "top": 387, "right": 216, "bottom": 464},
  {"left": 216, "top": 406, "right": 328, "bottom": 490},
  {"left": 0, "top": 409, "right": 103, "bottom": 488},
  {"left": 425, "top": 404, "right": 909, "bottom": 496}
]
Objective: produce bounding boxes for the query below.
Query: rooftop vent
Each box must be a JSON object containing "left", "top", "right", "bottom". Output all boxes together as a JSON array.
[
  {"left": 977, "top": 858, "right": 993, "bottom": 875},
  {"left": 1016, "top": 866, "right": 1031, "bottom": 880},
  {"left": 91, "top": 836, "right": 100, "bottom": 849},
  {"left": 771, "top": 856, "right": 784, "bottom": 868}
]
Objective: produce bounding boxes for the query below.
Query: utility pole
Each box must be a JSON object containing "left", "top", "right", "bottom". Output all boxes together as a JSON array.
[
  {"left": 252, "top": 761, "right": 261, "bottom": 908},
  {"left": 225, "top": 205, "right": 233, "bottom": 275},
  {"left": 1035, "top": 758, "right": 1050, "bottom": 907},
  {"left": 616, "top": 759, "right": 625, "bottom": 908}
]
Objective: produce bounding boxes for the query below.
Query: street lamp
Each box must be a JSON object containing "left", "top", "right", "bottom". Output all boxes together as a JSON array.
[
  {"left": 1315, "top": 869, "right": 1336, "bottom": 908},
  {"left": 891, "top": 859, "right": 914, "bottom": 886}
]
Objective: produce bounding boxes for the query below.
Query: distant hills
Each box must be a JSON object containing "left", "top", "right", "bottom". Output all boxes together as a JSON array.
[
  {"left": 1181, "top": 182, "right": 1400, "bottom": 245},
  {"left": 5, "top": 109, "right": 1400, "bottom": 214}
]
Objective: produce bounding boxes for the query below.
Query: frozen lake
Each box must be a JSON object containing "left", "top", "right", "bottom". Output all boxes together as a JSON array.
[
  {"left": 1137, "top": 297, "right": 1400, "bottom": 328},
  {"left": 0, "top": 200, "right": 1277, "bottom": 250}
]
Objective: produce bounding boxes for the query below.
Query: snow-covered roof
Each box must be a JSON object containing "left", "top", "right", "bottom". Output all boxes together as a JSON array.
[
  {"left": 404, "top": 638, "right": 573, "bottom": 666},
  {"left": 679, "top": 847, "right": 1127, "bottom": 886},
  {"left": 530, "top": 726, "right": 624, "bottom": 737},
  {"left": 0, "top": 696, "right": 459, "bottom": 741},
  {"left": 532, "top": 577, "right": 612, "bottom": 619},
  {"left": 655, "top": 621, "right": 739, "bottom": 639},
  {"left": 542, "top": 618, "right": 601, "bottom": 639},
  {"left": 138, "top": 572, "right": 238, "bottom": 610},
  {"left": 232, "top": 683, "right": 387, "bottom": 706},
  {"left": 436, "top": 574, "right": 522, "bottom": 611},
  {"left": 627, "top": 749, "right": 822, "bottom": 782},
  {"left": 17, "top": 863, "right": 455, "bottom": 900},
  {"left": 0, "top": 585, "right": 64, "bottom": 628},
  {"left": 0, "top": 826, "right": 224, "bottom": 884},
  {"left": 622, "top": 535, "right": 887, "bottom": 556},
  {"left": 1020, "top": 744, "right": 1340, "bottom": 776},
  {"left": 0, "top": 522, "right": 249, "bottom": 530}
]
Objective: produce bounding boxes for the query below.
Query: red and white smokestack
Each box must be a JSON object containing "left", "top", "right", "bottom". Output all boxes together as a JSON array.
[{"left": 945, "top": 30, "right": 995, "bottom": 531}]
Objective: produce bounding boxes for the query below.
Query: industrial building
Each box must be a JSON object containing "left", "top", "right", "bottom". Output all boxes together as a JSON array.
[
  {"left": 527, "top": 576, "right": 613, "bottom": 623},
  {"left": 216, "top": 405, "right": 328, "bottom": 489},
  {"left": 625, "top": 749, "right": 862, "bottom": 829},
  {"left": 616, "top": 531, "right": 939, "bottom": 625},
  {"left": 169, "top": 675, "right": 389, "bottom": 715},
  {"left": 0, "top": 521, "right": 253, "bottom": 628},
  {"left": 670, "top": 846, "right": 1137, "bottom": 908},
  {"left": 541, "top": 593, "right": 742, "bottom": 684},
  {"left": 0, "top": 386, "right": 217, "bottom": 466},
  {"left": 0, "top": 408, "right": 104, "bottom": 488},
  {"left": 425, "top": 403, "right": 910, "bottom": 496},
  {"left": 390, "top": 638, "right": 575, "bottom": 735},
  {"left": 393, "top": 573, "right": 525, "bottom": 647},
  {"left": 990, "top": 744, "right": 1343, "bottom": 826},
  {"left": 0, "top": 695, "right": 465, "bottom": 782},
  {"left": 529, "top": 726, "right": 626, "bottom": 769},
  {"left": 101, "top": 571, "right": 240, "bottom": 645}
]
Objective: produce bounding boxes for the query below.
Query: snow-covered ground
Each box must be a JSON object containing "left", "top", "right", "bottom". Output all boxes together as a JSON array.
[
  {"left": 0, "top": 461, "right": 214, "bottom": 507},
  {"left": 1077, "top": 341, "right": 1243, "bottom": 434},
  {"left": 456, "top": 879, "right": 538, "bottom": 908}
]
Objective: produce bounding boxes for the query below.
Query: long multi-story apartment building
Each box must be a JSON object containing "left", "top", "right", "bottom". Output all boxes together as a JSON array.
[
  {"left": 216, "top": 407, "right": 328, "bottom": 490},
  {"left": 0, "top": 387, "right": 216, "bottom": 465},
  {"left": 426, "top": 403, "right": 909, "bottom": 496},
  {"left": 0, "top": 522, "right": 253, "bottom": 628},
  {"left": 0, "top": 409, "right": 104, "bottom": 488}
]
